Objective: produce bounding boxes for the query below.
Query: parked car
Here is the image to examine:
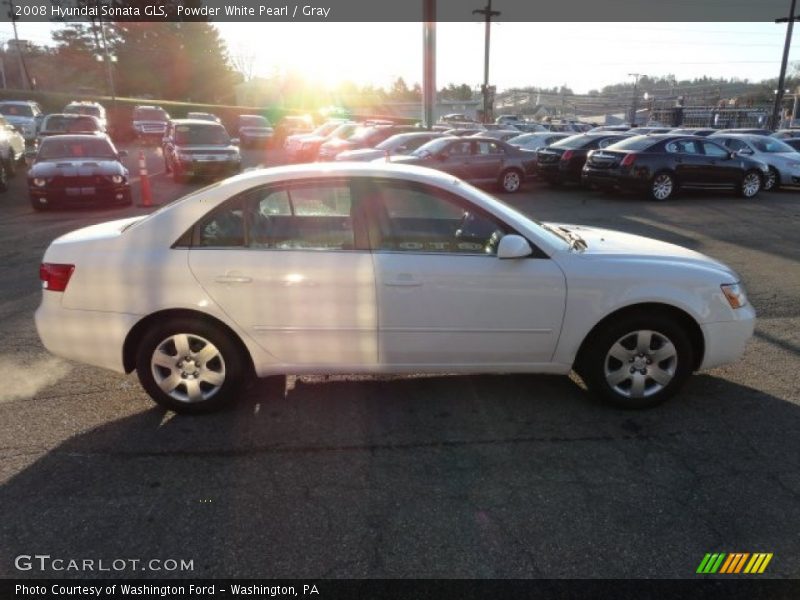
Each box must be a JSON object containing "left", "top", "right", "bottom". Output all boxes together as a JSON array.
[
  {"left": 384, "top": 135, "right": 536, "bottom": 193},
  {"left": 0, "top": 100, "right": 43, "bottom": 144},
  {"left": 63, "top": 101, "right": 107, "bottom": 131},
  {"left": 335, "top": 131, "right": 444, "bottom": 162},
  {"left": 631, "top": 127, "right": 673, "bottom": 135},
  {"left": 236, "top": 115, "right": 273, "bottom": 148},
  {"left": 439, "top": 113, "right": 478, "bottom": 124},
  {"left": 589, "top": 125, "right": 631, "bottom": 132},
  {"left": 27, "top": 134, "right": 130, "bottom": 210},
  {"left": 669, "top": 128, "right": 716, "bottom": 137},
  {"left": 187, "top": 112, "right": 222, "bottom": 124},
  {"left": 507, "top": 132, "right": 572, "bottom": 152},
  {"left": 770, "top": 129, "right": 800, "bottom": 140},
  {"left": 163, "top": 119, "right": 241, "bottom": 183},
  {"left": 274, "top": 115, "right": 314, "bottom": 145},
  {"left": 0, "top": 114, "right": 27, "bottom": 187},
  {"left": 470, "top": 129, "right": 525, "bottom": 142},
  {"left": 715, "top": 128, "right": 772, "bottom": 136},
  {"left": 709, "top": 133, "right": 800, "bottom": 190},
  {"left": 444, "top": 128, "right": 485, "bottom": 137},
  {"left": 513, "top": 122, "right": 550, "bottom": 133},
  {"left": 283, "top": 118, "right": 348, "bottom": 152},
  {"left": 131, "top": 105, "right": 170, "bottom": 141},
  {"left": 317, "top": 125, "right": 417, "bottom": 161},
  {"left": 286, "top": 122, "right": 357, "bottom": 163},
  {"left": 581, "top": 134, "right": 769, "bottom": 200},
  {"left": 34, "top": 163, "right": 756, "bottom": 413},
  {"left": 37, "top": 114, "right": 103, "bottom": 144},
  {"left": 495, "top": 115, "right": 525, "bottom": 126},
  {"left": 536, "top": 133, "right": 632, "bottom": 184}
]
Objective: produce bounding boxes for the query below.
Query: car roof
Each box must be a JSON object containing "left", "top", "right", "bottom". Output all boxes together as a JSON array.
[
  {"left": 171, "top": 119, "right": 225, "bottom": 126},
  {"left": 39, "top": 133, "right": 111, "bottom": 143}
]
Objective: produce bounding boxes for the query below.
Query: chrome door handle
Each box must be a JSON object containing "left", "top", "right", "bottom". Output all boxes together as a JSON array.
[{"left": 215, "top": 275, "right": 252, "bottom": 284}]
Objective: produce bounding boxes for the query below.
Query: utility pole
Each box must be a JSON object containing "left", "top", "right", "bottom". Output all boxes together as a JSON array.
[
  {"left": 772, "top": 0, "right": 798, "bottom": 129},
  {"left": 98, "top": 16, "right": 116, "bottom": 102},
  {"left": 473, "top": 0, "right": 500, "bottom": 124},
  {"left": 422, "top": 0, "right": 436, "bottom": 129},
  {"left": 628, "top": 73, "right": 641, "bottom": 126},
  {"left": 5, "top": 0, "right": 30, "bottom": 90}
]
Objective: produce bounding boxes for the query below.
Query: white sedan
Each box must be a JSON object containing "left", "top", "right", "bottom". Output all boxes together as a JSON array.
[{"left": 35, "top": 163, "right": 755, "bottom": 413}]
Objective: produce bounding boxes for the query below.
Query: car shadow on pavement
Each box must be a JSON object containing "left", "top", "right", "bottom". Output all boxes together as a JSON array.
[{"left": 2, "top": 373, "right": 799, "bottom": 578}]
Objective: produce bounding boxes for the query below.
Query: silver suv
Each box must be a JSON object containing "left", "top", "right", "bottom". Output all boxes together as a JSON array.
[{"left": 0, "top": 100, "right": 43, "bottom": 144}]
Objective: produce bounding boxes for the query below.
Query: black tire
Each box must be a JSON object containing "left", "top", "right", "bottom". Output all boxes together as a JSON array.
[
  {"left": 5, "top": 153, "right": 17, "bottom": 178},
  {"left": 498, "top": 168, "right": 523, "bottom": 193},
  {"left": 649, "top": 171, "right": 675, "bottom": 201},
  {"left": 739, "top": 170, "right": 762, "bottom": 198},
  {"left": 0, "top": 160, "right": 8, "bottom": 192},
  {"left": 136, "top": 318, "right": 247, "bottom": 414},
  {"left": 764, "top": 167, "right": 780, "bottom": 192},
  {"left": 577, "top": 311, "right": 695, "bottom": 409}
]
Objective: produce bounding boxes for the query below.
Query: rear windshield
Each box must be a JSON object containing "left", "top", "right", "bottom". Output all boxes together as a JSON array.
[
  {"left": 38, "top": 138, "right": 116, "bottom": 160},
  {"left": 174, "top": 124, "right": 230, "bottom": 145},
  {"left": 0, "top": 104, "right": 33, "bottom": 117},
  {"left": 239, "top": 115, "right": 269, "bottom": 127},
  {"left": 550, "top": 135, "right": 592, "bottom": 149},
  {"left": 133, "top": 108, "right": 168, "bottom": 121},
  {"left": 604, "top": 136, "right": 658, "bottom": 151},
  {"left": 65, "top": 105, "right": 102, "bottom": 118},
  {"left": 43, "top": 115, "right": 99, "bottom": 133}
]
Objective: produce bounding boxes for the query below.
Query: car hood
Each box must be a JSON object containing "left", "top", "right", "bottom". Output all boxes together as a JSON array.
[
  {"left": 551, "top": 223, "right": 737, "bottom": 277},
  {"left": 30, "top": 159, "right": 126, "bottom": 178}
]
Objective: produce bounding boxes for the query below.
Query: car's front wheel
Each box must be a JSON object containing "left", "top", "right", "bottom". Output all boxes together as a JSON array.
[
  {"left": 578, "top": 312, "right": 694, "bottom": 409},
  {"left": 764, "top": 167, "right": 779, "bottom": 192},
  {"left": 499, "top": 168, "right": 522, "bottom": 193},
  {"left": 739, "top": 170, "right": 762, "bottom": 198},
  {"left": 136, "top": 319, "right": 247, "bottom": 414}
]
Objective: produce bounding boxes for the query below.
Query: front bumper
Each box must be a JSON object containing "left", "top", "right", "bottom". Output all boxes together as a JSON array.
[
  {"left": 29, "top": 184, "right": 131, "bottom": 208},
  {"left": 698, "top": 304, "right": 756, "bottom": 370}
]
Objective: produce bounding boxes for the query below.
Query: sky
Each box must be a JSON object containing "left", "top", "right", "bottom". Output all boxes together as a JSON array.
[{"left": 3, "top": 21, "right": 799, "bottom": 93}]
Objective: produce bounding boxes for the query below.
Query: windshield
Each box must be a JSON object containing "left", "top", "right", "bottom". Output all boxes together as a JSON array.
[
  {"left": 65, "top": 105, "right": 102, "bottom": 118},
  {"left": 240, "top": 116, "right": 269, "bottom": 127},
  {"left": 412, "top": 137, "right": 454, "bottom": 156},
  {"left": 38, "top": 138, "right": 116, "bottom": 160},
  {"left": 749, "top": 138, "right": 796, "bottom": 153},
  {"left": 43, "top": 115, "right": 99, "bottom": 133},
  {"left": 133, "top": 108, "right": 168, "bottom": 121},
  {"left": 174, "top": 124, "right": 230, "bottom": 145},
  {"left": 0, "top": 104, "right": 33, "bottom": 117},
  {"left": 329, "top": 123, "right": 357, "bottom": 139},
  {"left": 605, "top": 136, "right": 658, "bottom": 151}
]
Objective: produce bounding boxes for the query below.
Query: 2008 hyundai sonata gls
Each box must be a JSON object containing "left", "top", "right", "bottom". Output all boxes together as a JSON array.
[{"left": 35, "top": 163, "right": 755, "bottom": 413}]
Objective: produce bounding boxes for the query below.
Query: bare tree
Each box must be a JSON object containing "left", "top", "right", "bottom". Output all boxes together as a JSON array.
[{"left": 229, "top": 44, "right": 256, "bottom": 82}]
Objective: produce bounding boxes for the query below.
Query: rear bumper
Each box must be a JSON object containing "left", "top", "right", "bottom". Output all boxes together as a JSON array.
[
  {"left": 35, "top": 292, "right": 139, "bottom": 374},
  {"left": 582, "top": 168, "right": 648, "bottom": 192},
  {"left": 698, "top": 305, "right": 756, "bottom": 370}
]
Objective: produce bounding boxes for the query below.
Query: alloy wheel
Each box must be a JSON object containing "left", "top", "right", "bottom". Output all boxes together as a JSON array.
[
  {"left": 651, "top": 174, "right": 673, "bottom": 200},
  {"left": 502, "top": 170, "right": 521, "bottom": 192},
  {"left": 741, "top": 172, "right": 761, "bottom": 198},
  {"left": 150, "top": 333, "right": 226, "bottom": 403},
  {"left": 603, "top": 329, "right": 678, "bottom": 399}
]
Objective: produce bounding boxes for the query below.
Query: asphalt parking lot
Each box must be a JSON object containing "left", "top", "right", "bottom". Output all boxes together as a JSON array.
[{"left": 1, "top": 142, "right": 799, "bottom": 579}]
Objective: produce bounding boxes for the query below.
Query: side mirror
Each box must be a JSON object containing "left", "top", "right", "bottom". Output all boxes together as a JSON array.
[
  {"left": 497, "top": 234, "right": 533, "bottom": 259},
  {"left": 230, "top": 138, "right": 240, "bottom": 146},
  {"left": 117, "top": 150, "right": 128, "bottom": 158}
]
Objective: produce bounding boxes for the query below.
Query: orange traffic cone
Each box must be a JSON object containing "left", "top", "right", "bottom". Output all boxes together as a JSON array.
[{"left": 138, "top": 150, "right": 153, "bottom": 207}]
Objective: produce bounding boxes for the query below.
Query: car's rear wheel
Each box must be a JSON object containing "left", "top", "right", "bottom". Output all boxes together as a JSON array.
[
  {"left": 499, "top": 168, "right": 522, "bottom": 193},
  {"left": 649, "top": 172, "right": 675, "bottom": 201},
  {"left": 739, "top": 170, "right": 762, "bottom": 198},
  {"left": 578, "top": 312, "right": 694, "bottom": 409},
  {"left": 764, "top": 167, "right": 779, "bottom": 192},
  {"left": 136, "top": 319, "right": 246, "bottom": 414}
]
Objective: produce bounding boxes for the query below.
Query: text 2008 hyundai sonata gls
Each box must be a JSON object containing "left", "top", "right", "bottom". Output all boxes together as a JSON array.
[{"left": 35, "top": 163, "right": 755, "bottom": 413}]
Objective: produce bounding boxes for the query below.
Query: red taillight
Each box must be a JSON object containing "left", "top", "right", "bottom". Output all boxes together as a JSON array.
[
  {"left": 40, "top": 263, "right": 75, "bottom": 292},
  {"left": 621, "top": 153, "right": 637, "bottom": 167},
  {"left": 561, "top": 150, "right": 574, "bottom": 161}
]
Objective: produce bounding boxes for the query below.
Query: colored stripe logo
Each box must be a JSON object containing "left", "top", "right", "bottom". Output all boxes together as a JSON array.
[{"left": 696, "top": 553, "right": 773, "bottom": 574}]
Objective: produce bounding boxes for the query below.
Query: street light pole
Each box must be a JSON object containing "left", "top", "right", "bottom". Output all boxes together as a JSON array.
[
  {"left": 772, "top": 0, "right": 798, "bottom": 129},
  {"left": 422, "top": 0, "right": 436, "bottom": 129},
  {"left": 473, "top": 0, "right": 500, "bottom": 124},
  {"left": 628, "top": 73, "right": 641, "bottom": 126}
]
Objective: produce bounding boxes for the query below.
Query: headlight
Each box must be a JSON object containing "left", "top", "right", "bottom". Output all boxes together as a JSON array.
[
  {"left": 721, "top": 283, "right": 748, "bottom": 309},
  {"left": 111, "top": 175, "right": 125, "bottom": 184},
  {"left": 32, "top": 178, "right": 46, "bottom": 187}
]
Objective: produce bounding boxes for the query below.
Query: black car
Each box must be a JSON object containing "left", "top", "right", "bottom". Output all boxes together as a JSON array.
[
  {"left": 387, "top": 135, "right": 537, "bottom": 193},
  {"left": 236, "top": 115, "right": 273, "bottom": 148},
  {"left": 163, "top": 119, "right": 241, "bottom": 183},
  {"left": 28, "top": 134, "right": 130, "bottom": 210},
  {"left": 581, "top": 134, "right": 769, "bottom": 201},
  {"left": 670, "top": 128, "right": 716, "bottom": 137},
  {"left": 535, "top": 133, "right": 632, "bottom": 184}
]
